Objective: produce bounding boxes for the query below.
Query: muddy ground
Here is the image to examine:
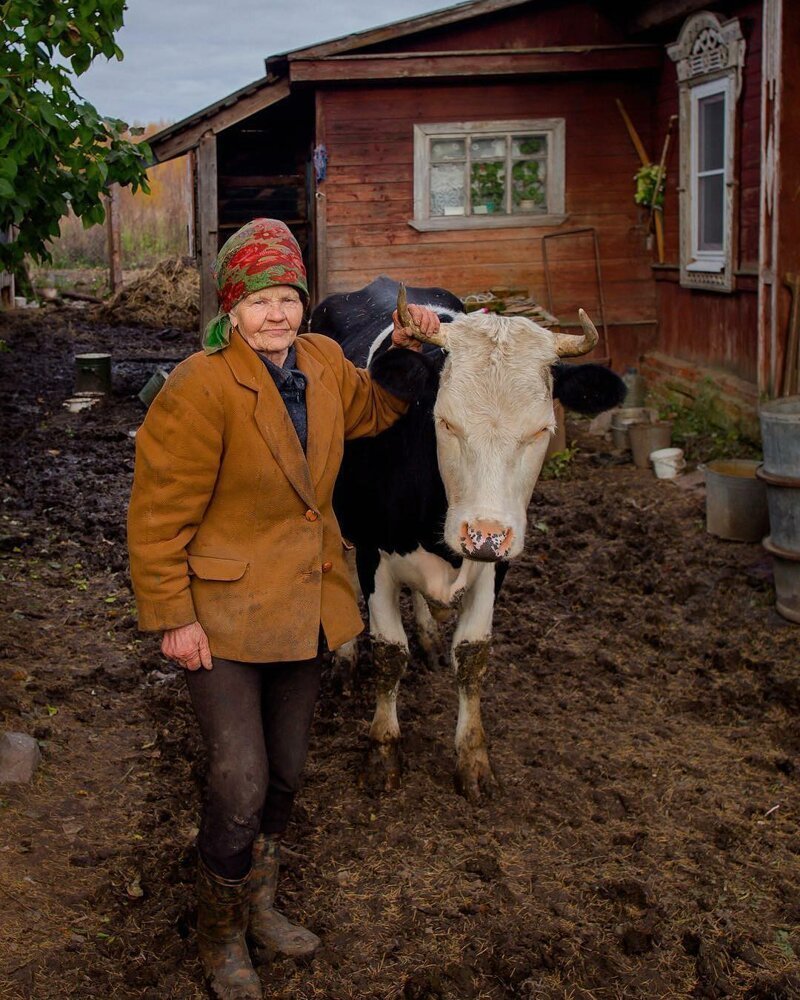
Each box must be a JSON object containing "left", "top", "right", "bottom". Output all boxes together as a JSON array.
[{"left": 0, "top": 306, "right": 798, "bottom": 1000}]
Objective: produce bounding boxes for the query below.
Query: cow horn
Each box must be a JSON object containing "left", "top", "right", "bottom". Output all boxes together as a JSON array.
[
  {"left": 397, "top": 283, "right": 449, "bottom": 348},
  {"left": 552, "top": 309, "right": 599, "bottom": 358}
]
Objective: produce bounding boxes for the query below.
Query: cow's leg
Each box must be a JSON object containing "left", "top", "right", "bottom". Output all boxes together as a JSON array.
[
  {"left": 364, "top": 555, "right": 408, "bottom": 791},
  {"left": 452, "top": 563, "right": 497, "bottom": 803},
  {"left": 411, "top": 591, "right": 447, "bottom": 671}
]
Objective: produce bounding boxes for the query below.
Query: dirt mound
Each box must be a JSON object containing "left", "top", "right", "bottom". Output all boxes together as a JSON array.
[{"left": 100, "top": 256, "right": 200, "bottom": 331}]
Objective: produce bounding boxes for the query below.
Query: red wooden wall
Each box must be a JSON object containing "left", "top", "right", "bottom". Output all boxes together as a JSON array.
[
  {"left": 317, "top": 73, "right": 659, "bottom": 349},
  {"left": 652, "top": 2, "right": 763, "bottom": 384}
]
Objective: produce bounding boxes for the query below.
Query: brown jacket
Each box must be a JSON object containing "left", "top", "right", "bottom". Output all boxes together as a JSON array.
[{"left": 127, "top": 330, "right": 407, "bottom": 662}]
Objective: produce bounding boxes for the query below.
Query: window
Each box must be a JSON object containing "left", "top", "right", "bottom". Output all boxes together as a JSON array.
[
  {"left": 411, "top": 120, "right": 566, "bottom": 231},
  {"left": 668, "top": 13, "right": 745, "bottom": 292}
]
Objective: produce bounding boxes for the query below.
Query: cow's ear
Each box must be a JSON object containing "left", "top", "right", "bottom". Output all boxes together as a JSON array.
[
  {"left": 370, "top": 348, "right": 438, "bottom": 402},
  {"left": 551, "top": 363, "right": 626, "bottom": 415}
]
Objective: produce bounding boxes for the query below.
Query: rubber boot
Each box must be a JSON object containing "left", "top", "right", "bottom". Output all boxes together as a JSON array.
[
  {"left": 248, "top": 834, "right": 320, "bottom": 960},
  {"left": 196, "top": 857, "right": 262, "bottom": 999}
]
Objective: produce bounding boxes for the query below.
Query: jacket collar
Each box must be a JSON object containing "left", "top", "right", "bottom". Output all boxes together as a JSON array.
[{"left": 221, "top": 331, "right": 336, "bottom": 506}]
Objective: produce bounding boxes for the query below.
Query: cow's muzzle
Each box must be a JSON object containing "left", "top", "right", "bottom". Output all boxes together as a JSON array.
[{"left": 459, "top": 520, "right": 514, "bottom": 561}]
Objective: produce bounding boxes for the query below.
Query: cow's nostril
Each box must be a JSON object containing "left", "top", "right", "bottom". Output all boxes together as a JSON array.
[{"left": 460, "top": 521, "right": 513, "bottom": 561}]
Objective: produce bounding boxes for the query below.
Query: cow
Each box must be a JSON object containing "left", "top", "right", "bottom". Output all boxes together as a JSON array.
[{"left": 311, "top": 275, "right": 625, "bottom": 802}]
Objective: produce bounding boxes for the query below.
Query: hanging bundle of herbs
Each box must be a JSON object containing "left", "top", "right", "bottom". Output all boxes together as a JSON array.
[{"left": 633, "top": 164, "right": 665, "bottom": 210}]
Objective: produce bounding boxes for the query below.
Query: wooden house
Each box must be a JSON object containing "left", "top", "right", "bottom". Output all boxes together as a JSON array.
[{"left": 147, "top": 0, "right": 799, "bottom": 429}]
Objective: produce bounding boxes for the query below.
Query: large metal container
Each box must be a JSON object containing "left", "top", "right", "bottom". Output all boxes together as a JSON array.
[
  {"left": 759, "top": 395, "right": 800, "bottom": 478},
  {"left": 762, "top": 536, "right": 800, "bottom": 623},
  {"left": 628, "top": 420, "right": 672, "bottom": 469},
  {"left": 757, "top": 466, "right": 800, "bottom": 553},
  {"left": 701, "top": 459, "right": 769, "bottom": 543}
]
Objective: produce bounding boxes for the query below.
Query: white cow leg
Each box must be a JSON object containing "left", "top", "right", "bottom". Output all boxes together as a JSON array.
[
  {"left": 411, "top": 591, "right": 447, "bottom": 671},
  {"left": 364, "top": 557, "right": 408, "bottom": 792},
  {"left": 452, "top": 564, "right": 497, "bottom": 803}
]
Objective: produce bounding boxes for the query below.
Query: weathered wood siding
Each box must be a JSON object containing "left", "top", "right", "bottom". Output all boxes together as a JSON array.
[
  {"left": 652, "top": 3, "right": 762, "bottom": 384},
  {"left": 318, "top": 74, "right": 658, "bottom": 344}
]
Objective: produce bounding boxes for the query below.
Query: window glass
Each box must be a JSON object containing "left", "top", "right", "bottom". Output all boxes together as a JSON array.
[
  {"left": 512, "top": 160, "right": 546, "bottom": 213},
  {"left": 511, "top": 135, "right": 546, "bottom": 157},
  {"left": 470, "top": 161, "right": 506, "bottom": 214},
  {"left": 431, "top": 139, "right": 465, "bottom": 163},
  {"left": 699, "top": 174, "right": 724, "bottom": 249},
  {"left": 430, "top": 163, "right": 466, "bottom": 217},
  {"left": 699, "top": 94, "right": 725, "bottom": 172},
  {"left": 470, "top": 136, "right": 505, "bottom": 159}
]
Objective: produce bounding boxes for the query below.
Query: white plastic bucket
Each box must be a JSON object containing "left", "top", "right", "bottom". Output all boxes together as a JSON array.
[{"left": 650, "top": 447, "right": 685, "bottom": 479}]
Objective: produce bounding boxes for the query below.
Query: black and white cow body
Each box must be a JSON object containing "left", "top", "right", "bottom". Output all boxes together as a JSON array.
[{"left": 311, "top": 275, "right": 624, "bottom": 801}]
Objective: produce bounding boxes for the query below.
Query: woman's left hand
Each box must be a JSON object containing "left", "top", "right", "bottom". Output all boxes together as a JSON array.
[{"left": 391, "top": 305, "right": 439, "bottom": 351}]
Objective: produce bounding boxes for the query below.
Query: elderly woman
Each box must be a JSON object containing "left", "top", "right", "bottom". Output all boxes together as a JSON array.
[{"left": 127, "top": 218, "right": 439, "bottom": 999}]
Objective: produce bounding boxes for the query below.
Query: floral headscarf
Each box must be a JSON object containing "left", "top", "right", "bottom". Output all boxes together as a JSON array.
[{"left": 202, "top": 218, "right": 309, "bottom": 354}]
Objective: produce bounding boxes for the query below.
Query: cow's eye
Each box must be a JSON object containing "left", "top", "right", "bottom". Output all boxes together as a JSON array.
[
  {"left": 521, "top": 429, "right": 548, "bottom": 445},
  {"left": 437, "top": 416, "right": 457, "bottom": 435}
]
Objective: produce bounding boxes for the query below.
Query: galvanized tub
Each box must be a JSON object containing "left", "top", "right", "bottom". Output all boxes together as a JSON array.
[
  {"left": 75, "top": 352, "right": 112, "bottom": 395},
  {"left": 759, "top": 395, "right": 800, "bottom": 478},
  {"left": 610, "top": 407, "right": 656, "bottom": 450},
  {"left": 762, "top": 536, "right": 800, "bottom": 623},
  {"left": 629, "top": 420, "right": 672, "bottom": 469},
  {"left": 756, "top": 465, "right": 800, "bottom": 553},
  {"left": 701, "top": 459, "right": 769, "bottom": 543}
]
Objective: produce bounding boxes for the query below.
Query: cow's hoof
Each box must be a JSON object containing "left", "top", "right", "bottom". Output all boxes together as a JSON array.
[
  {"left": 360, "top": 740, "right": 402, "bottom": 793},
  {"left": 455, "top": 750, "right": 498, "bottom": 804}
]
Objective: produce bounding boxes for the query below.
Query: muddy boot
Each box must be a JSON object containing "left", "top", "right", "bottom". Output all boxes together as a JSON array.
[
  {"left": 196, "top": 858, "right": 262, "bottom": 999},
  {"left": 248, "top": 834, "right": 320, "bottom": 960}
]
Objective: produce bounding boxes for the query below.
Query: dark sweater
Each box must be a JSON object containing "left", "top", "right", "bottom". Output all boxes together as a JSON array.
[{"left": 259, "top": 344, "right": 308, "bottom": 453}]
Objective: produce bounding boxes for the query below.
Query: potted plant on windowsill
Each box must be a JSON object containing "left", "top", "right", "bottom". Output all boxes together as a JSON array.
[
  {"left": 513, "top": 160, "right": 545, "bottom": 213},
  {"left": 471, "top": 162, "right": 505, "bottom": 215}
]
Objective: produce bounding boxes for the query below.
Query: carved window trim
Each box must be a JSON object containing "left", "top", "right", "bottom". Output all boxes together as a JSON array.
[{"left": 667, "top": 12, "right": 745, "bottom": 293}]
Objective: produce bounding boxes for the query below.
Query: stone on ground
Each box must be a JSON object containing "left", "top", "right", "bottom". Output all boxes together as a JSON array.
[{"left": 0, "top": 731, "right": 41, "bottom": 784}]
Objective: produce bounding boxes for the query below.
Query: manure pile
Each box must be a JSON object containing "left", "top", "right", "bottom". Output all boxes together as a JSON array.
[{"left": 101, "top": 256, "right": 200, "bottom": 331}]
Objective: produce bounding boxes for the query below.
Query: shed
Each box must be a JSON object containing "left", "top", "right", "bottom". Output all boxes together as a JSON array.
[{"left": 147, "top": 0, "right": 800, "bottom": 423}]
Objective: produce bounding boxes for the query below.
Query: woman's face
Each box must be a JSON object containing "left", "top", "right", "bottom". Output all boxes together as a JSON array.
[{"left": 229, "top": 285, "right": 304, "bottom": 362}]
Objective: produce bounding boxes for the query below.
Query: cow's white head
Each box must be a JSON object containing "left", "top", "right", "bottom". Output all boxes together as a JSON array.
[{"left": 399, "top": 289, "right": 598, "bottom": 561}]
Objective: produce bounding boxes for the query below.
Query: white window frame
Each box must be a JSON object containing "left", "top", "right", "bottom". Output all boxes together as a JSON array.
[
  {"left": 667, "top": 12, "right": 745, "bottom": 293},
  {"left": 687, "top": 75, "right": 732, "bottom": 275},
  {"left": 409, "top": 119, "right": 567, "bottom": 232}
]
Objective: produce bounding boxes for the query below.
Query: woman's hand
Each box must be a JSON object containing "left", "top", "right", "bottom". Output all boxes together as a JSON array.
[
  {"left": 161, "top": 622, "right": 213, "bottom": 671},
  {"left": 391, "top": 304, "right": 439, "bottom": 352}
]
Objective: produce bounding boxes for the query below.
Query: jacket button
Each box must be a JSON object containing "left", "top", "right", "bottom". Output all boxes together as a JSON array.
[
  {"left": 305, "top": 509, "right": 319, "bottom": 522},
  {"left": 321, "top": 561, "right": 333, "bottom": 573}
]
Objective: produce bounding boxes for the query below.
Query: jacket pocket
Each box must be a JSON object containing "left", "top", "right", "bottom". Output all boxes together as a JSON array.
[{"left": 187, "top": 554, "right": 248, "bottom": 581}]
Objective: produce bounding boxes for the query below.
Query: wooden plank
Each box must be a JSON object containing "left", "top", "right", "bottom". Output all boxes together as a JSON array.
[
  {"left": 105, "top": 184, "right": 123, "bottom": 295},
  {"left": 270, "top": 0, "right": 532, "bottom": 65},
  {"left": 151, "top": 80, "right": 291, "bottom": 164},
  {"left": 290, "top": 48, "right": 662, "bottom": 83},
  {"left": 197, "top": 131, "right": 219, "bottom": 334}
]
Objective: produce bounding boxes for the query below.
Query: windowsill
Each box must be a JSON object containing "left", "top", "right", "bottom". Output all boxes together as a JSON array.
[
  {"left": 408, "top": 213, "right": 568, "bottom": 232},
  {"left": 686, "top": 257, "right": 725, "bottom": 273}
]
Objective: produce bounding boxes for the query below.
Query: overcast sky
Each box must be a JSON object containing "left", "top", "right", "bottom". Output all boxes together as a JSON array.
[{"left": 76, "top": 0, "right": 457, "bottom": 126}]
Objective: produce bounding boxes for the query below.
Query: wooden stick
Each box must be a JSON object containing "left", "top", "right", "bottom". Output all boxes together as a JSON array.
[
  {"left": 649, "top": 115, "right": 678, "bottom": 264},
  {"left": 615, "top": 98, "right": 650, "bottom": 166}
]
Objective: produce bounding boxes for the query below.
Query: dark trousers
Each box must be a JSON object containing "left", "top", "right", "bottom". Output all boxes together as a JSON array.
[{"left": 185, "top": 654, "right": 322, "bottom": 880}]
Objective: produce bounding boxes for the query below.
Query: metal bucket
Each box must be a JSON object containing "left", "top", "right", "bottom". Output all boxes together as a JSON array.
[
  {"left": 610, "top": 407, "right": 655, "bottom": 450},
  {"left": 759, "top": 395, "right": 800, "bottom": 478},
  {"left": 756, "top": 466, "right": 800, "bottom": 554},
  {"left": 762, "top": 536, "right": 800, "bottom": 623},
  {"left": 75, "top": 353, "right": 112, "bottom": 395},
  {"left": 138, "top": 367, "right": 171, "bottom": 408},
  {"left": 629, "top": 420, "right": 672, "bottom": 469},
  {"left": 701, "top": 459, "right": 769, "bottom": 542}
]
